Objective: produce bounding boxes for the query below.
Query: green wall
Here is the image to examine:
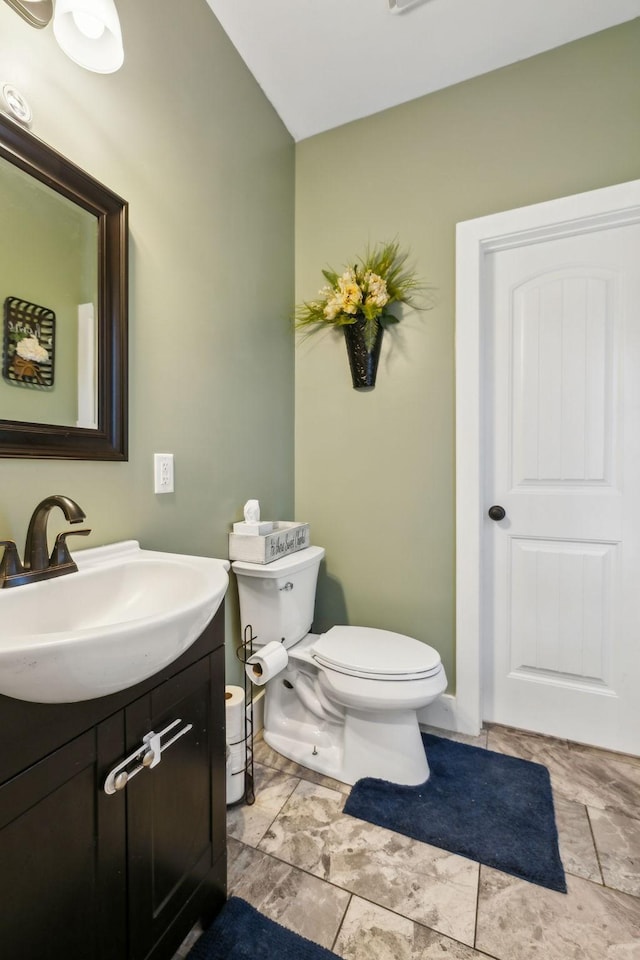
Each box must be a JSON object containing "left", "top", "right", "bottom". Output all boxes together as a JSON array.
[
  {"left": 294, "top": 20, "right": 640, "bottom": 689},
  {"left": 0, "top": 0, "right": 295, "bottom": 681},
  {"left": 1, "top": 7, "right": 638, "bottom": 696}
]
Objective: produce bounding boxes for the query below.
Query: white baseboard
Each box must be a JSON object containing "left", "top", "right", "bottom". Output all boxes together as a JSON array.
[{"left": 418, "top": 694, "right": 482, "bottom": 736}]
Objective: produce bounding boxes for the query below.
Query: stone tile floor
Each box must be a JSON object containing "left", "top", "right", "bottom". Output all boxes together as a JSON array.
[{"left": 174, "top": 725, "right": 640, "bottom": 959}]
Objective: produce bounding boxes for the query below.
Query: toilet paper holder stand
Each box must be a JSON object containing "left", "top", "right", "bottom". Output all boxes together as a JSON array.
[{"left": 232, "top": 624, "right": 257, "bottom": 806}]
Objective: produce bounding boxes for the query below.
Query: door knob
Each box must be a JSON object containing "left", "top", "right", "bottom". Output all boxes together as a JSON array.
[{"left": 488, "top": 505, "right": 506, "bottom": 521}]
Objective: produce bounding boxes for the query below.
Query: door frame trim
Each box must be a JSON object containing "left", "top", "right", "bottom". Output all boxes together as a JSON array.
[{"left": 453, "top": 179, "right": 640, "bottom": 736}]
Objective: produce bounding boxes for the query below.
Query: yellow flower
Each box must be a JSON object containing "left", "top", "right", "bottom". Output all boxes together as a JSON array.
[
  {"left": 364, "top": 271, "right": 389, "bottom": 308},
  {"left": 337, "top": 269, "right": 363, "bottom": 315},
  {"left": 322, "top": 269, "right": 363, "bottom": 320}
]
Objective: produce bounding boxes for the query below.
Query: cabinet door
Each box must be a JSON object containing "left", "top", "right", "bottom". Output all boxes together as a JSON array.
[
  {"left": 0, "top": 715, "right": 126, "bottom": 960},
  {"left": 126, "top": 651, "right": 226, "bottom": 960}
]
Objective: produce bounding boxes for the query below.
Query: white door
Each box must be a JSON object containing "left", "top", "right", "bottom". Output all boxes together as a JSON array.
[{"left": 483, "top": 223, "right": 640, "bottom": 754}]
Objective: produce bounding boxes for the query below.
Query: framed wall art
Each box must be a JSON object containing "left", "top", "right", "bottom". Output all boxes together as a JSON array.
[{"left": 2, "top": 295, "right": 55, "bottom": 388}]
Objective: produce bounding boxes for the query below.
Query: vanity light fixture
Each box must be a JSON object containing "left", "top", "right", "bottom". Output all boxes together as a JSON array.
[
  {"left": 2, "top": 0, "right": 124, "bottom": 73},
  {"left": 53, "top": 0, "right": 124, "bottom": 74}
]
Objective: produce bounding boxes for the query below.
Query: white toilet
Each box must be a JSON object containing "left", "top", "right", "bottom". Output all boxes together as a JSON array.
[{"left": 232, "top": 545, "right": 447, "bottom": 785}]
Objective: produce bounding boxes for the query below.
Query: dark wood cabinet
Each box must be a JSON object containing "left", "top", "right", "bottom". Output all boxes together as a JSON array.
[
  {"left": 0, "top": 606, "right": 226, "bottom": 960},
  {"left": 126, "top": 654, "right": 227, "bottom": 960},
  {"left": 0, "top": 716, "right": 126, "bottom": 959}
]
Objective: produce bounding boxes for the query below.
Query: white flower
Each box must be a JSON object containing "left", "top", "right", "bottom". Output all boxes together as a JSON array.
[
  {"left": 16, "top": 336, "right": 48, "bottom": 363},
  {"left": 323, "top": 296, "right": 342, "bottom": 320}
]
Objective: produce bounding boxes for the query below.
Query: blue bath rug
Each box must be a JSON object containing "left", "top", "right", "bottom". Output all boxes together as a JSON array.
[
  {"left": 187, "top": 897, "right": 340, "bottom": 960},
  {"left": 344, "top": 733, "right": 566, "bottom": 893}
]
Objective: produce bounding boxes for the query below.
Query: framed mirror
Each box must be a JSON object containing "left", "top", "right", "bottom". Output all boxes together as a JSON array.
[{"left": 0, "top": 111, "right": 128, "bottom": 459}]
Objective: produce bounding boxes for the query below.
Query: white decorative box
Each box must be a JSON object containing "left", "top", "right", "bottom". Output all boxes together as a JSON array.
[{"left": 228, "top": 522, "right": 310, "bottom": 564}]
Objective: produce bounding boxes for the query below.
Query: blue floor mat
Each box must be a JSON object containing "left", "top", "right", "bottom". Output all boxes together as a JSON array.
[
  {"left": 187, "top": 897, "right": 341, "bottom": 960},
  {"left": 344, "top": 733, "right": 566, "bottom": 893}
]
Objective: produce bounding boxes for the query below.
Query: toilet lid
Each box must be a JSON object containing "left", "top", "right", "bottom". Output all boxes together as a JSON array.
[{"left": 312, "top": 626, "right": 442, "bottom": 681}]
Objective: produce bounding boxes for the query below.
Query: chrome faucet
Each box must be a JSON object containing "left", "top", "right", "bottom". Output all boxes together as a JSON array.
[{"left": 0, "top": 495, "right": 91, "bottom": 588}]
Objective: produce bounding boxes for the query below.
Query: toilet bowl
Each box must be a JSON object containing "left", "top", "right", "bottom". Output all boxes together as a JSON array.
[{"left": 232, "top": 546, "right": 447, "bottom": 786}]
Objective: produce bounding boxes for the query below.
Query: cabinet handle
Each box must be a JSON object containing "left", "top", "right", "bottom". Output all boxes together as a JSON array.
[{"left": 104, "top": 718, "right": 193, "bottom": 795}]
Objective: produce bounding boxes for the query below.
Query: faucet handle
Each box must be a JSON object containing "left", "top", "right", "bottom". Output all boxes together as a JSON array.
[
  {"left": 0, "top": 540, "right": 25, "bottom": 579},
  {"left": 49, "top": 529, "right": 92, "bottom": 568}
]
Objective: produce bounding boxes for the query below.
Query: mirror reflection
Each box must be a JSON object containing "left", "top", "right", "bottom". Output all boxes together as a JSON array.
[
  {"left": 0, "top": 154, "right": 98, "bottom": 428},
  {"left": 0, "top": 112, "right": 128, "bottom": 460}
]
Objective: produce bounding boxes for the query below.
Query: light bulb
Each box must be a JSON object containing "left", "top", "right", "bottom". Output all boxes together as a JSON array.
[
  {"left": 71, "top": 10, "right": 105, "bottom": 40},
  {"left": 53, "top": 0, "right": 124, "bottom": 73}
]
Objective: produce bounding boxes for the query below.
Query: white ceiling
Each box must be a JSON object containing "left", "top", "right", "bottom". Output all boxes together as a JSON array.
[{"left": 204, "top": 0, "right": 640, "bottom": 142}]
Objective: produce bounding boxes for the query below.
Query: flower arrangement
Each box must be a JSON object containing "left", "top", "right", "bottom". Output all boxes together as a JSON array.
[
  {"left": 15, "top": 336, "right": 48, "bottom": 363},
  {"left": 10, "top": 335, "right": 49, "bottom": 384},
  {"left": 295, "top": 240, "right": 422, "bottom": 352}
]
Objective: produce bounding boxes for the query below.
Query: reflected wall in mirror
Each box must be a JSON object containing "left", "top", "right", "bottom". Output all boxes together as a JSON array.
[
  {"left": 0, "top": 111, "right": 128, "bottom": 459},
  {"left": 0, "top": 157, "right": 97, "bottom": 425}
]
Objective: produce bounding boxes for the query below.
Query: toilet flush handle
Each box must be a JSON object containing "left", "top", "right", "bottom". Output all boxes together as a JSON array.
[{"left": 279, "top": 581, "right": 294, "bottom": 591}]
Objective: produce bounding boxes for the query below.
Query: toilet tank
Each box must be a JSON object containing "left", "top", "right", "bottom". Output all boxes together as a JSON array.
[{"left": 232, "top": 545, "right": 325, "bottom": 648}]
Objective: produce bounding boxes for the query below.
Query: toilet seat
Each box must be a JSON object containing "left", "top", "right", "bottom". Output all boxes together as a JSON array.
[
  {"left": 312, "top": 625, "right": 442, "bottom": 681},
  {"left": 317, "top": 661, "right": 447, "bottom": 713}
]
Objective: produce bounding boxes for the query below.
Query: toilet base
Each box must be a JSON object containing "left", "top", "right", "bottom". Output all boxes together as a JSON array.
[
  {"left": 263, "top": 675, "right": 431, "bottom": 786},
  {"left": 342, "top": 709, "right": 430, "bottom": 785},
  {"left": 264, "top": 728, "right": 345, "bottom": 782}
]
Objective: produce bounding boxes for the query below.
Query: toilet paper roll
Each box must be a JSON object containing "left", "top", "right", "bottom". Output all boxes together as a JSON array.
[
  {"left": 225, "top": 685, "right": 245, "bottom": 744},
  {"left": 228, "top": 738, "right": 246, "bottom": 774},
  {"left": 226, "top": 760, "right": 245, "bottom": 805},
  {"left": 245, "top": 641, "right": 288, "bottom": 686}
]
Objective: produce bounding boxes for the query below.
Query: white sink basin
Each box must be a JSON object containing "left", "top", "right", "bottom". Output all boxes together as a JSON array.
[{"left": 0, "top": 540, "right": 229, "bottom": 703}]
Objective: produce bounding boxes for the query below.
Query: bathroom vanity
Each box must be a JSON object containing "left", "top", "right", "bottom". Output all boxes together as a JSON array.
[{"left": 0, "top": 605, "right": 226, "bottom": 960}]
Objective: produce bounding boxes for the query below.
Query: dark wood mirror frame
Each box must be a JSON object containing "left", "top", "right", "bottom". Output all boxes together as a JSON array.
[{"left": 0, "top": 112, "right": 128, "bottom": 460}]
